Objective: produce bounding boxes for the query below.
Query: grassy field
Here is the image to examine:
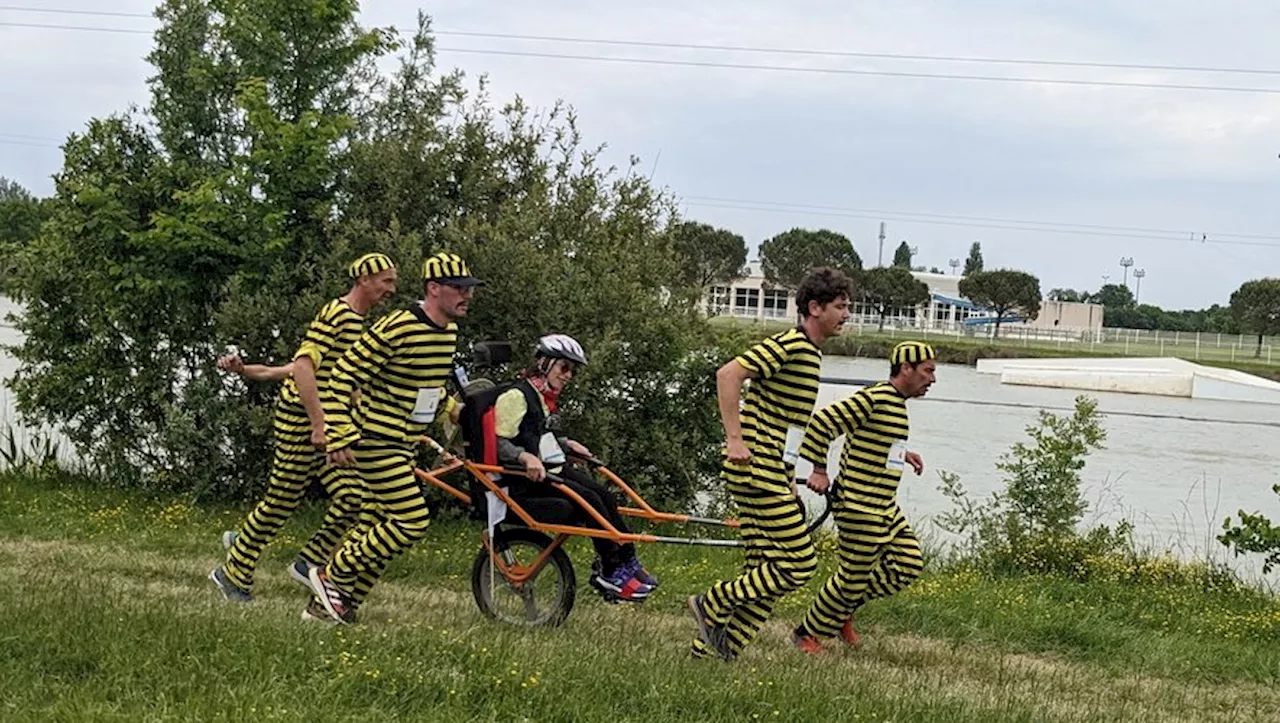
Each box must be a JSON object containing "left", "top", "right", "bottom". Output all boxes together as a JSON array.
[
  {"left": 3, "top": 471, "right": 1279, "bottom": 722},
  {"left": 711, "top": 318, "right": 1280, "bottom": 380}
]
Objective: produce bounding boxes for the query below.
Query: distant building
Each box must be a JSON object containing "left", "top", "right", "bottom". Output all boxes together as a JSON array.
[{"left": 703, "top": 262, "right": 1104, "bottom": 336}]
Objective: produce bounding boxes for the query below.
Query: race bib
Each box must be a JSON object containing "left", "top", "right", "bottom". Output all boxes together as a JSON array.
[
  {"left": 887, "top": 440, "right": 907, "bottom": 472},
  {"left": 539, "top": 432, "right": 566, "bottom": 466},
  {"left": 782, "top": 425, "right": 805, "bottom": 466},
  {"left": 410, "top": 387, "right": 442, "bottom": 424}
]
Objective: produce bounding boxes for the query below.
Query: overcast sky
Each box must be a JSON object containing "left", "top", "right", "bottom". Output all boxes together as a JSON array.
[{"left": 2, "top": 1, "right": 1278, "bottom": 310}]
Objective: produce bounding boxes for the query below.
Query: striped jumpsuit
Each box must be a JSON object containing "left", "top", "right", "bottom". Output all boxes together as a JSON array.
[
  {"left": 796, "top": 382, "right": 925, "bottom": 639},
  {"left": 693, "top": 327, "right": 822, "bottom": 659},
  {"left": 223, "top": 299, "right": 366, "bottom": 590},
  {"left": 320, "top": 305, "right": 458, "bottom": 609}
]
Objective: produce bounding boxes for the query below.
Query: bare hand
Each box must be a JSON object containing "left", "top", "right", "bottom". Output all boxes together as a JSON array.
[
  {"left": 725, "top": 438, "right": 751, "bottom": 465},
  {"left": 906, "top": 451, "right": 924, "bottom": 476},
  {"left": 520, "top": 452, "right": 546, "bottom": 482},
  {"left": 566, "top": 439, "right": 591, "bottom": 458},
  {"left": 807, "top": 470, "right": 831, "bottom": 495},
  {"left": 327, "top": 446, "right": 357, "bottom": 468},
  {"left": 310, "top": 424, "right": 326, "bottom": 450},
  {"left": 218, "top": 353, "right": 245, "bottom": 375}
]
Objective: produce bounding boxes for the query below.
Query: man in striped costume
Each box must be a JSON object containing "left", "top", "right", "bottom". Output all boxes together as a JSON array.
[
  {"left": 687, "top": 267, "right": 852, "bottom": 661},
  {"left": 306, "top": 252, "right": 481, "bottom": 624},
  {"left": 210, "top": 253, "right": 399, "bottom": 603},
  {"left": 790, "top": 340, "right": 936, "bottom": 653}
]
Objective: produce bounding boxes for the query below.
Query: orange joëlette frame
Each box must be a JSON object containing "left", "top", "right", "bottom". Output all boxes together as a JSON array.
[{"left": 412, "top": 436, "right": 740, "bottom": 545}]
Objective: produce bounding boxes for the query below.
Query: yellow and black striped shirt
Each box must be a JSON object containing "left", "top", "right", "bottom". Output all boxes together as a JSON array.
[
  {"left": 800, "top": 381, "right": 910, "bottom": 514},
  {"left": 280, "top": 298, "right": 364, "bottom": 408},
  {"left": 735, "top": 327, "right": 823, "bottom": 461},
  {"left": 324, "top": 305, "right": 458, "bottom": 450}
]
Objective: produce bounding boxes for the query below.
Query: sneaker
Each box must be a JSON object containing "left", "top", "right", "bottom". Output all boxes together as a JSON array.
[
  {"left": 307, "top": 567, "right": 355, "bottom": 625},
  {"left": 687, "top": 594, "right": 732, "bottom": 661},
  {"left": 221, "top": 530, "right": 237, "bottom": 550},
  {"left": 208, "top": 566, "right": 252, "bottom": 603},
  {"left": 301, "top": 597, "right": 339, "bottom": 625},
  {"left": 287, "top": 556, "right": 315, "bottom": 589},
  {"left": 591, "top": 564, "right": 652, "bottom": 602},
  {"left": 791, "top": 629, "right": 824, "bottom": 655},
  {"left": 840, "top": 616, "right": 862, "bottom": 648},
  {"left": 626, "top": 557, "right": 659, "bottom": 588}
]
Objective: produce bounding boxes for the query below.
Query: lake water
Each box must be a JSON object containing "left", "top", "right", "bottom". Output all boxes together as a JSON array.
[
  {"left": 1, "top": 296, "right": 1278, "bottom": 583},
  {"left": 800, "top": 356, "right": 1280, "bottom": 585}
]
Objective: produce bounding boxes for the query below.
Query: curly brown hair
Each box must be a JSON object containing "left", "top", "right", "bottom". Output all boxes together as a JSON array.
[{"left": 795, "top": 267, "right": 853, "bottom": 317}]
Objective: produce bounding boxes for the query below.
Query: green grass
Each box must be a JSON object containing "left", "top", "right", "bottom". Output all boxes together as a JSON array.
[{"left": 2, "top": 471, "right": 1279, "bottom": 722}]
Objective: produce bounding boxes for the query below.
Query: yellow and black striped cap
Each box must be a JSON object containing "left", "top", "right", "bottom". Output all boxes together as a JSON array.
[
  {"left": 891, "top": 341, "right": 936, "bottom": 366},
  {"left": 422, "top": 251, "right": 483, "bottom": 286},
  {"left": 348, "top": 253, "right": 395, "bottom": 279}
]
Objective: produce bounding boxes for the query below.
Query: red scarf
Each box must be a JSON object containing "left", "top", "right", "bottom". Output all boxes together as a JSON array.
[{"left": 524, "top": 374, "right": 561, "bottom": 413}]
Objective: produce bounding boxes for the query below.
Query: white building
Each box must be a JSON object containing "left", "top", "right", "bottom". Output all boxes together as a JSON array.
[{"left": 704, "top": 262, "right": 1104, "bottom": 337}]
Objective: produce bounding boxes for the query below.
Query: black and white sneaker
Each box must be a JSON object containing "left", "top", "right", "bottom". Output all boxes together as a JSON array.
[
  {"left": 307, "top": 567, "right": 354, "bottom": 625},
  {"left": 208, "top": 566, "right": 252, "bottom": 603}
]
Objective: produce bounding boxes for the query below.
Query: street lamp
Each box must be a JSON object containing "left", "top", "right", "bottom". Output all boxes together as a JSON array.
[
  {"left": 948, "top": 258, "right": 960, "bottom": 275},
  {"left": 1133, "top": 269, "right": 1146, "bottom": 303},
  {"left": 1119, "top": 256, "right": 1134, "bottom": 287}
]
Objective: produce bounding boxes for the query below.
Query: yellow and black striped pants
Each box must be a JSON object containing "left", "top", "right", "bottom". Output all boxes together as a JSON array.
[
  {"left": 693, "top": 456, "right": 817, "bottom": 658},
  {"left": 223, "top": 400, "right": 366, "bottom": 590},
  {"left": 323, "top": 439, "right": 431, "bottom": 608},
  {"left": 797, "top": 502, "right": 923, "bottom": 639}
]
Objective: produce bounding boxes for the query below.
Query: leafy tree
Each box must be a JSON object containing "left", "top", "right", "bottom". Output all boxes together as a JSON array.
[
  {"left": 892, "top": 241, "right": 913, "bottom": 268},
  {"left": 758, "top": 227, "right": 861, "bottom": 290},
  {"left": 1220, "top": 484, "right": 1280, "bottom": 574},
  {"left": 1089, "top": 284, "right": 1135, "bottom": 309},
  {"left": 0, "top": 178, "right": 51, "bottom": 279},
  {"left": 958, "top": 269, "right": 1041, "bottom": 338},
  {"left": 963, "top": 241, "right": 984, "bottom": 275},
  {"left": 669, "top": 220, "right": 747, "bottom": 292},
  {"left": 861, "top": 266, "right": 930, "bottom": 332},
  {"left": 1047, "top": 288, "right": 1090, "bottom": 303},
  {"left": 1229, "top": 278, "right": 1280, "bottom": 357}
]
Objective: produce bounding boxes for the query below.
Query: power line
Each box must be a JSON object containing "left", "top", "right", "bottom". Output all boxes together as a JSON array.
[
  {"left": 5, "top": 18, "right": 1280, "bottom": 95},
  {"left": 0, "top": 5, "right": 151, "bottom": 20},
  {"left": 684, "top": 197, "right": 1280, "bottom": 248},
  {"left": 6, "top": 7, "right": 1280, "bottom": 80},
  {"left": 684, "top": 196, "right": 1280, "bottom": 242},
  {"left": 433, "top": 29, "right": 1280, "bottom": 79},
  {"left": 432, "top": 47, "right": 1280, "bottom": 96}
]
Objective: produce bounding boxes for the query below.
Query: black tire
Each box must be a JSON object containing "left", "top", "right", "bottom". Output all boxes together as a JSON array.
[{"left": 471, "top": 527, "right": 577, "bottom": 627}]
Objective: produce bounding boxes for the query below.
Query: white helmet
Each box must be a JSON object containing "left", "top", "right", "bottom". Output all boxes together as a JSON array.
[{"left": 535, "top": 334, "right": 588, "bottom": 366}]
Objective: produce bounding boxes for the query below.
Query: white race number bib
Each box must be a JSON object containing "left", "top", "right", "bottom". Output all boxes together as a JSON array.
[
  {"left": 887, "top": 440, "right": 907, "bottom": 472},
  {"left": 782, "top": 425, "right": 805, "bottom": 466},
  {"left": 539, "top": 432, "right": 566, "bottom": 466},
  {"left": 410, "top": 387, "right": 442, "bottom": 424}
]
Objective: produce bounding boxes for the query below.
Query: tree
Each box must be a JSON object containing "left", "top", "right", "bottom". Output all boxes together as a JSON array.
[
  {"left": 861, "top": 266, "right": 930, "bottom": 332},
  {"left": 892, "top": 241, "right": 913, "bottom": 268},
  {"left": 963, "top": 241, "right": 984, "bottom": 275},
  {"left": 958, "top": 269, "right": 1041, "bottom": 338},
  {"left": 1047, "top": 288, "right": 1090, "bottom": 303},
  {"left": 1089, "top": 284, "right": 1135, "bottom": 309},
  {"left": 1229, "top": 278, "right": 1280, "bottom": 357},
  {"left": 669, "top": 220, "right": 747, "bottom": 291},
  {"left": 758, "top": 227, "right": 861, "bottom": 290},
  {"left": 7, "top": 0, "right": 396, "bottom": 498},
  {"left": 0, "top": 177, "right": 52, "bottom": 275}
]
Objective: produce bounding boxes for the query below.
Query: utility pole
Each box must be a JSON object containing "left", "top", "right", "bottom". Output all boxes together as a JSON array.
[
  {"left": 878, "top": 222, "right": 886, "bottom": 266},
  {"left": 1119, "top": 256, "right": 1134, "bottom": 288},
  {"left": 1133, "top": 268, "right": 1145, "bottom": 303},
  {"left": 948, "top": 258, "right": 960, "bottom": 275}
]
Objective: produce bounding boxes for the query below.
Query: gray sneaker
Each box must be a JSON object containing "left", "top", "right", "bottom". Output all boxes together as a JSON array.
[
  {"left": 221, "top": 530, "right": 237, "bottom": 550},
  {"left": 687, "top": 594, "right": 732, "bottom": 661},
  {"left": 287, "top": 556, "right": 315, "bottom": 589},
  {"left": 208, "top": 566, "right": 252, "bottom": 603}
]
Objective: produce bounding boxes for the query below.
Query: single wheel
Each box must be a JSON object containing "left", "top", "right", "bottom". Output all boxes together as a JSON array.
[{"left": 471, "top": 527, "right": 576, "bottom": 627}]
